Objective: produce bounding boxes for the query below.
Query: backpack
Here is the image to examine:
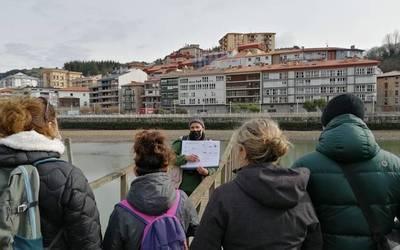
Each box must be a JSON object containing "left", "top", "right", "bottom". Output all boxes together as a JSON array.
[
  {"left": 118, "top": 190, "right": 187, "bottom": 250},
  {"left": 0, "top": 158, "right": 64, "bottom": 250}
]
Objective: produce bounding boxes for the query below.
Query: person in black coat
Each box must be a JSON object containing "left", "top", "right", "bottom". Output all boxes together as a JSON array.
[
  {"left": 0, "top": 97, "right": 102, "bottom": 249},
  {"left": 190, "top": 118, "right": 322, "bottom": 250}
]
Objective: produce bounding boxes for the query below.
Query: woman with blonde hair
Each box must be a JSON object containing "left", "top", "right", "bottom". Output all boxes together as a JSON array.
[
  {"left": 0, "top": 97, "right": 102, "bottom": 249},
  {"left": 191, "top": 118, "right": 322, "bottom": 250}
]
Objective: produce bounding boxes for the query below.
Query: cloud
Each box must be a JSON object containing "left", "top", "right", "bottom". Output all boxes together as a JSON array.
[{"left": 0, "top": 42, "right": 90, "bottom": 72}]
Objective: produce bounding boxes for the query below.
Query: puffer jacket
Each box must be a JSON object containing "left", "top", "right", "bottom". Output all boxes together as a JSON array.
[
  {"left": 0, "top": 130, "right": 102, "bottom": 250},
  {"left": 190, "top": 163, "right": 322, "bottom": 250},
  {"left": 292, "top": 114, "right": 400, "bottom": 250},
  {"left": 103, "top": 172, "right": 199, "bottom": 250}
]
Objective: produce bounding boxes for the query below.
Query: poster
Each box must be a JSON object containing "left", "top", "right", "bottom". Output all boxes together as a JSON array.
[{"left": 181, "top": 140, "right": 220, "bottom": 169}]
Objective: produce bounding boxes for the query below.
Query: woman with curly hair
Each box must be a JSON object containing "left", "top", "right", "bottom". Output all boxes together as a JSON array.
[{"left": 103, "top": 130, "right": 199, "bottom": 250}]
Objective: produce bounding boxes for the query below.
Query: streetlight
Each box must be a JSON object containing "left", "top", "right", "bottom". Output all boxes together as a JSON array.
[
  {"left": 229, "top": 101, "right": 232, "bottom": 114},
  {"left": 203, "top": 92, "right": 206, "bottom": 113}
]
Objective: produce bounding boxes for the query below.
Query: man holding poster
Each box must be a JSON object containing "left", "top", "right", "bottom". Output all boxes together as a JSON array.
[{"left": 171, "top": 117, "right": 219, "bottom": 196}]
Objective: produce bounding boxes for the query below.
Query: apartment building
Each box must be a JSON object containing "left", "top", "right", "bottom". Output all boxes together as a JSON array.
[
  {"left": 71, "top": 75, "right": 102, "bottom": 87},
  {"left": 177, "top": 70, "right": 226, "bottom": 113},
  {"left": 377, "top": 71, "right": 400, "bottom": 112},
  {"left": 160, "top": 76, "right": 179, "bottom": 110},
  {"left": 261, "top": 59, "right": 379, "bottom": 112},
  {"left": 0, "top": 72, "right": 39, "bottom": 88},
  {"left": 41, "top": 68, "right": 83, "bottom": 88},
  {"left": 121, "top": 82, "right": 144, "bottom": 113},
  {"left": 270, "top": 46, "right": 364, "bottom": 64},
  {"left": 219, "top": 32, "right": 276, "bottom": 52},
  {"left": 142, "top": 79, "right": 161, "bottom": 112},
  {"left": 89, "top": 68, "right": 147, "bottom": 111}
]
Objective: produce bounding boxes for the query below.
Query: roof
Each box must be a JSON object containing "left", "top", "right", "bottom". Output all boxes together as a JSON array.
[
  {"left": 377, "top": 71, "right": 400, "bottom": 78},
  {"left": 161, "top": 59, "right": 379, "bottom": 78},
  {"left": 268, "top": 47, "right": 364, "bottom": 55},
  {"left": 57, "top": 87, "right": 90, "bottom": 92}
]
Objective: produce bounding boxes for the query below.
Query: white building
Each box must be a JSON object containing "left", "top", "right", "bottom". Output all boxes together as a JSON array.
[
  {"left": 58, "top": 87, "right": 90, "bottom": 108},
  {"left": 211, "top": 53, "right": 271, "bottom": 69},
  {"left": 178, "top": 72, "right": 226, "bottom": 113},
  {"left": 0, "top": 72, "right": 39, "bottom": 88},
  {"left": 261, "top": 59, "right": 379, "bottom": 112}
]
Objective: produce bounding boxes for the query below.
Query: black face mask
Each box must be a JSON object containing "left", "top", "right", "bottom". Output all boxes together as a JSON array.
[{"left": 189, "top": 130, "right": 203, "bottom": 140}]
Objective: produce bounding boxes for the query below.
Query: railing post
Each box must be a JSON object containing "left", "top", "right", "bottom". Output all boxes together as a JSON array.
[
  {"left": 64, "top": 138, "right": 73, "bottom": 164},
  {"left": 221, "top": 164, "right": 226, "bottom": 184},
  {"left": 120, "top": 173, "right": 128, "bottom": 200}
]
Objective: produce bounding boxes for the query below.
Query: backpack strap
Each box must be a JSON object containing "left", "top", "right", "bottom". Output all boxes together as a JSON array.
[
  {"left": 33, "top": 157, "right": 66, "bottom": 166},
  {"left": 339, "top": 164, "right": 391, "bottom": 250},
  {"left": 165, "top": 190, "right": 181, "bottom": 216},
  {"left": 119, "top": 190, "right": 181, "bottom": 223}
]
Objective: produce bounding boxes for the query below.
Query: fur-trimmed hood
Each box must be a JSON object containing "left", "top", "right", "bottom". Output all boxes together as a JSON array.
[{"left": 0, "top": 130, "right": 65, "bottom": 155}]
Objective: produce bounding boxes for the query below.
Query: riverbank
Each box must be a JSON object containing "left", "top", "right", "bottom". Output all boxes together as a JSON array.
[{"left": 60, "top": 129, "right": 400, "bottom": 142}]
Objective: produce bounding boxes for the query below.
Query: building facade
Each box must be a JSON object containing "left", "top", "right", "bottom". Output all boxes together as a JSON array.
[
  {"left": 89, "top": 68, "right": 147, "bottom": 112},
  {"left": 143, "top": 79, "right": 161, "bottom": 112},
  {"left": 71, "top": 75, "right": 102, "bottom": 87},
  {"left": 178, "top": 74, "right": 226, "bottom": 113},
  {"left": 121, "top": 82, "right": 144, "bottom": 113},
  {"left": 219, "top": 32, "right": 276, "bottom": 52},
  {"left": 57, "top": 87, "right": 90, "bottom": 114},
  {"left": 377, "top": 71, "right": 400, "bottom": 112},
  {"left": 41, "top": 69, "right": 83, "bottom": 88},
  {"left": 0, "top": 72, "right": 39, "bottom": 88},
  {"left": 261, "top": 60, "right": 379, "bottom": 113},
  {"left": 160, "top": 76, "right": 179, "bottom": 110}
]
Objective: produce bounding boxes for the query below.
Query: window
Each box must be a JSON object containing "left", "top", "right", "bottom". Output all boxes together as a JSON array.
[
  {"left": 279, "top": 72, "right": 288, "bottom": 79},
  {"left": 180, "top": 85, "right": 188, "bottom": 90},
  {"left": 202, "top": 77, "right": 208, "bottom": 82},
  {"left": 216, "top": 76, "right": 224, "bottom": 81},
  {"left": 189, "top": 85, "right": 195, "bottom": 90},
  {"left": 70, "top": 93, "right": 73, "bottom": 96},
  {"left": 366, "top": 67, "right": 374, "bottom": 75},
  {"left": 191, "top": 92, "right": 195, "bottom": 97},
  {"left": 295, "top": 71, "right": 304, "bottom": 79},
  {"left": 355, "top": 68, "right": 365, "bottom": 75},
  {"left": 367, "top": 85, "right": 374, "bottom": 92},
  {"left": 180, "top": 78, "right": 188, "bottom": 83},
  {"left": 396, "top": 90, "right": 399, "bottom": 96},
  {"left": 385, "top": 82, "right": 388, "bottom": 89},
  {"left": 210, "top": 84, "right": 216, "bottom": 89}
]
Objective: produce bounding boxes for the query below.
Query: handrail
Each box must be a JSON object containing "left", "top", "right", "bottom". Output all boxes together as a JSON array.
[{"left": 89, "top": 165, "right": 132, "bottom": 200}]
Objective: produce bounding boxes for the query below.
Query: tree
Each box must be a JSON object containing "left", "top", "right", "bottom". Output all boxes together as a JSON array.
[
  {"left": 314, "top": 98, "right": 327, "bottom": 111},
  {"left": 303, "top": 100, "right": 317, "bottom": 112},
  {"left": 366, "top": 30, "right": 400, "bottom": 72}
]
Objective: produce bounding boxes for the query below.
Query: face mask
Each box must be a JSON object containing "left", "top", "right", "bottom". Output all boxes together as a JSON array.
[{"left": 189, "top": 130, "right": 203, "bottom": 140}]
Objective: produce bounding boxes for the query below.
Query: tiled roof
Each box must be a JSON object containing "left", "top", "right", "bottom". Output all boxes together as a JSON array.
[
  {"left": 377, "top": 71, "right": 400, "bottom": 78},
  {"left": 57, "top": 87, "right": 90, "bottom": 92}
]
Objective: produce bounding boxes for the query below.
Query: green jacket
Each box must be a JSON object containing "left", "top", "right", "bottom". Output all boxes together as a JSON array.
[
  {"left": 172, "top": 137, "right": 218, "bottom": 195},
  {"left": 292, "top": 114, "right": 400, "bottom": 250}
]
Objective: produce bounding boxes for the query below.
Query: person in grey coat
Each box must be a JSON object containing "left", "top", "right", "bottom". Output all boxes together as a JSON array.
[
  {"left": 190, "top": 118, "right": 322, "bottom": 250},
  {"left": 103, "top": 130, "right": 199, "bottom": 250}
]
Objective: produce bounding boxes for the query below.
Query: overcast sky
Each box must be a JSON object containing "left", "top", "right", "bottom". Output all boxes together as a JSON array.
[{"left": 0, "top": 0, "right": 399, "bottom": 72}]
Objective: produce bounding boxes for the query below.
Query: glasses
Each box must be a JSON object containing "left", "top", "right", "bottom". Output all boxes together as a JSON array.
[{"left": 37, "top": 97, "right": 51, "bottom": 122}]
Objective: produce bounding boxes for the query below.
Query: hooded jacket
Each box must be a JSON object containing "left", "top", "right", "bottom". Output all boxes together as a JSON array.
[
  {"left": 0, "top": 131, "right": 102, "bottom": 250},
  {"left": 190, "top": 163, "right": 322, "bottom": 250},
  {"left": 292, "top": 114, "right": 400, "bottom": 250},
  {"left": 103, "top": 172, "right": 199, "bottom": 250}
]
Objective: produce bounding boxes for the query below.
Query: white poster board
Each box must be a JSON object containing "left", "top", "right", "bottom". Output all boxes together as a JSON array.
[{"left": 181, "top": 140, "right": 220, "bottom": 169}]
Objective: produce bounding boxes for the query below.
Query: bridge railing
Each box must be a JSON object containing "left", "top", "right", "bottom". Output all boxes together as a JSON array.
[{"left": 72, "top": 133, "right": 240, "bottom": 217}]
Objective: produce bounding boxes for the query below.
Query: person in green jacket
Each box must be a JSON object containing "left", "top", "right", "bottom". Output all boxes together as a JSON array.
[
  {"left": 292, "top": 94, "right": 400, "bottom": 250},
  {"left": 171, "top": 118, "right": 218, "bottom": 196}
]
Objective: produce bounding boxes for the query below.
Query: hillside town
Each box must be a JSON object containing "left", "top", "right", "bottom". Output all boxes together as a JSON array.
[{"left": 0, "top": 32, "right": 397, "bottom": 115}]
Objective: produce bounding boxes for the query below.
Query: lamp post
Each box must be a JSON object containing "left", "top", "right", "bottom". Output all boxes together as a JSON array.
[{"left": 229, "top": 101, "right": 232, "bottom": 114}]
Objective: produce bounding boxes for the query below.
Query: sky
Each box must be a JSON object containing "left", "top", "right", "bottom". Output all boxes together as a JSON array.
[{"left": 0, "top": 0, "right": 399, "bottom": 72}]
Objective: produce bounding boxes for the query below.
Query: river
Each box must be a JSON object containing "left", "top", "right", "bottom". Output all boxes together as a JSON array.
[{"left": 60, "top": 131, "right": 400, "bottom": 233}]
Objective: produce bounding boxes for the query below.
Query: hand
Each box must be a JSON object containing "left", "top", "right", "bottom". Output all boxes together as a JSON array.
[
  {"left": 185, "top": 154, "right": 199, "bottom": 162},
  {"left": 197, "top": 166, "right": 209, "bottom": 176}
]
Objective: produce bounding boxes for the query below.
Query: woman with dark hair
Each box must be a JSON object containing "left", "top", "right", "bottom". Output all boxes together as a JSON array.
[
  {"left": 0, "top": 97, "right": 102, "bottom": 249},
  {"left": 103, "top": 130, "right": 199, "bottom": 250}
]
